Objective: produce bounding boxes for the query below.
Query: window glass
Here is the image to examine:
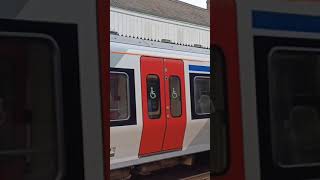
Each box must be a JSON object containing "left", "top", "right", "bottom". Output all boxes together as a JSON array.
[
  {"left": 0, "top": 59, "right": 16, "bottom": 150},
  {"left": 269, "top": 50, "right": 320, "bottom": 167},
  {"left": 169, "top": 76, "right": 182, "bottom": 117},
  {"left": 211, "top": 47, "right": 229, "bottom": 174},
  {"left": 194, "top": 77, "right": 210, "bottom": 115},
  {"left": 110, "top": 72, "right": 130, "bottom": 121},
  {"left": 0, "top": 38, "right": 61, "bottom": 180},
  {"left": 147, "top": 75, "right": 161, "bottom": 119}
]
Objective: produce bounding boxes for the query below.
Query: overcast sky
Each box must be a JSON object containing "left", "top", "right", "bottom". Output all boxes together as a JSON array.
[{"left": 179, "top": 0, "right": 207, "bottom": 8}]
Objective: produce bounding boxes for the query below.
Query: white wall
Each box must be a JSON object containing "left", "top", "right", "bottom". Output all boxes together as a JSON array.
[{"left": 110, "top": 7, "right": 210, "bottom": 48}]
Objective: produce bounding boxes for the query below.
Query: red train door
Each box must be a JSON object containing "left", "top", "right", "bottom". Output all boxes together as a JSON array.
[
  {"left": 162, "top": 59, "right": 186, "bottom": 151},
  {"left": 139, "top": 57, "right": 167, "bottom": 155},
  {"left": 139, "top": 57, "right": 187, "bottom": 156}
]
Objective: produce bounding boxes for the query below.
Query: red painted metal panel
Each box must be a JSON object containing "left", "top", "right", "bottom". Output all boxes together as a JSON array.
[
  {"left": 162, "top": 59, "right": 187, "bottom": 151},
  {"left": 96, "top": 0, "right": 109, "bottom": 178},
  {"left": 139, "top": 56, "right": 167, "bottom": 156},
  {"left": 212, "top": 0, "right": 246, "bottom": 179}
]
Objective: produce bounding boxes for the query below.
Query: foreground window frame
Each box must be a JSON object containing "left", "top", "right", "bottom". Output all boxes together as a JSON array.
[{"left": 0, "top": 33, "right": 65, "bottom": 180}]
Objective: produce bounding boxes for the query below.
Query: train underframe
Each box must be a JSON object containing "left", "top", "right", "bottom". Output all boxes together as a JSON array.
[{"left": 110, "top": 151, "right": 209, "bottom": 180}]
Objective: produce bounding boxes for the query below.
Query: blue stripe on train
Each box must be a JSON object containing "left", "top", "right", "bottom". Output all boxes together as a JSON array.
[
  {"left": 252, "top": 10, "right": 320, "bottom": 33},
  {"left": 189, "top": 65, "right": 210, "bottom": 72}
]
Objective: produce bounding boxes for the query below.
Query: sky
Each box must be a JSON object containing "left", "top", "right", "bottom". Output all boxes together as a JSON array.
[{"left": 179, "top": 0, "right": 207, "bottom": 8}]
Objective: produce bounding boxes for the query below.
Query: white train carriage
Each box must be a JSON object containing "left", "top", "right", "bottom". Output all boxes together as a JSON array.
[
  {"left": 212, "top": 1, "right": 320, "bottom": 180},
  {"left": 110, "top": 34, "right": 210, "bottom": 172},
  {"left": 0, "top": 0, "right": 108, "bottom": 179}
]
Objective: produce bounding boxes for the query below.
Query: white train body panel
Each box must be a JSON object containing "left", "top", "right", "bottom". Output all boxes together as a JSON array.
[
  {"left": 238, "top": 3, "right": 320, "bottom": 180},
  {"left": 0, "top": 1, "right": 106, "bottom": 179},
  {"left": 213, "top": 1, "right": 320, "bottom": 180}
]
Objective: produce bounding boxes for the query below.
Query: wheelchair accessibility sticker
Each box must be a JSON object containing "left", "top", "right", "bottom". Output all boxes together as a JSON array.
[
  {"left": 172, "top": 88, "right": 178, "bottom": 99},
  {"left": 150, "top": 87, "right": 157, "bottom": 99}
]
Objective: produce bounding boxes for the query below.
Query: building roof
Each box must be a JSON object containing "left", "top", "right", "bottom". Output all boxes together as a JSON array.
[{"left": 110, "top": 0, "right": 210, "bottom": 27}]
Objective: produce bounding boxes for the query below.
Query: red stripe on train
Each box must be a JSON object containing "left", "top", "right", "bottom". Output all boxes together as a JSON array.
[
  {"left": 212, "top": 0, "right": 245, "bottom": 179},
  {"left": 97, "top": 0, "right": 110, "bottom": 179}
]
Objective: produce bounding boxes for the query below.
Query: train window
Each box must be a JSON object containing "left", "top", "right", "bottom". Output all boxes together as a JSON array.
[
  {"left": 0, "top": 36, "right": 63, "bottom": 180},
  {"left": 190, "top": 73, "right": 210, "bottom": 119},
  {"left": 269, "top": 49, "right": 320, "bottom": 167},
  {"left": 169, "top": 76, "right": 182, "bottom": 117},
  {"left": 147, "top": 74, "right": 161, "bottom": 119},
  {"left": 109, "top": 68, "right": 136, "bottom": 127},
  {"left": 211, "top": 47, "right": 229, "bottom": 174},
  {"left": 194, "top": 76, "right": 210, "bottom": 115},
  {"left": 110, "top": 72, "right": 130, "bottom": 121}
]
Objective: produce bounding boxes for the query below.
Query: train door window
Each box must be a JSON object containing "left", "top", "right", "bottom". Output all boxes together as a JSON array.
[
  {"left": 169, "top": 76, "right": 182, "bottom": 117},
  {"left": 147, "top": 74, "right": 161, "bottom": 119},
  {"left": 211, "top": 47, "right": 229, "bottom": 174},
  {"left": 110, "top": 72, "right": 129, "bottom": 121},
  {"left": 268, "top": 49, "right": 320, "bottom": 167},
  {"left": 0, "top": 36, "right": 63, "bottom": 180}
]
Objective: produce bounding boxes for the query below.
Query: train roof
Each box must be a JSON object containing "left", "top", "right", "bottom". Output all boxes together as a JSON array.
[{"left": 110, "top": 34, "right": 210, "bottom": 56}]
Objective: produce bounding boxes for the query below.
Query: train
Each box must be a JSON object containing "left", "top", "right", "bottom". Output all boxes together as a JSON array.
[
  {"left": 212, "top": 0, "right": 320, "bottom": 180},
  {"left": 0, "top": 0, "right": 210, "bottom": 177},
  {"left": 2, "top": 0, "right": 320, "bottom": 180},
  {"left": 110, "top": 34, "right": 210, "bottom": 178}
]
